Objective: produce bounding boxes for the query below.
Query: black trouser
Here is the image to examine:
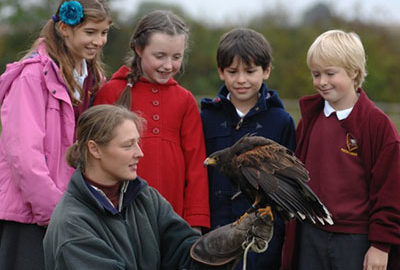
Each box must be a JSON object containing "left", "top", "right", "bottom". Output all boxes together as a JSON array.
[
  {"left": 298, "top": 222, "right": 369, "bottom": 270},
  {"left": 0, "top": 220, "right": 46, "bottom": 270}
]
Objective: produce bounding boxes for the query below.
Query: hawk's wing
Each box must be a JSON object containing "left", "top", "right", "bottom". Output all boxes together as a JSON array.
[{"left": 238, "top": 141, "right": 333, "bottom": 225}]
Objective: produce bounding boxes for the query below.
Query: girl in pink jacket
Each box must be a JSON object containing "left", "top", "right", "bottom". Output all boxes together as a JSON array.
[
  {"left": 94, "top": 10, "right": 210, "bottom": 231},
  {"left": 0, "top": 1, "right": 111, "bottom": 269}
]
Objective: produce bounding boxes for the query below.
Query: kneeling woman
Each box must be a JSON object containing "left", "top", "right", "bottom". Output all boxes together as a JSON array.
[
  {"left": 43, "top": 105, "right": 272, "bottom": 270},
  {"left": 43, "top": 104, "right": 202, "bottom": 269}
]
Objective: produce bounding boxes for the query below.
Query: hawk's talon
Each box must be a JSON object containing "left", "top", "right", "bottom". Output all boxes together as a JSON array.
[
  {"left": 257, "top": 206, "right": 274, "bottom": 221},
  {"left": 233, "top": 212, "right": 248, "bottom": 226}
]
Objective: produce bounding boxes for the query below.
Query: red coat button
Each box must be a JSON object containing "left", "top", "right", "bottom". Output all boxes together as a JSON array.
[
  {"left": 152, "top": 128, "right": 160, "bottom": 134},
  {"left": 152, "top": 100, "right": 160, "bottom": 106},
  {"left": 153, "top": 114, "right": 160, "bottom": 121},
  {"left": 151, "top": 88, "right": 159, "bottom": 93}
]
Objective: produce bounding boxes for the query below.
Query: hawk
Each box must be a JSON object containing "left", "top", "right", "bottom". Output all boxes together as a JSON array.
[{"left": 204, "top": 135, "right": 333, "bottom": 225}]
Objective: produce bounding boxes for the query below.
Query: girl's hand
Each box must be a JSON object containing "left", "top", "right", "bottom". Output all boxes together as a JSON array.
[{"left": 363, "top": 246, "right": 388, "bottom": 270}]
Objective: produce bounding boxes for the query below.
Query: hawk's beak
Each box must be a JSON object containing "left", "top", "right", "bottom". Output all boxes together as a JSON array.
[{"left": 204, "top": 157, "right": 217, "bottom": 167}]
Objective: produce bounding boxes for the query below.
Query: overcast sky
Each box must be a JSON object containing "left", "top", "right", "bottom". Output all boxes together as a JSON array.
[{"left": 110, "top": 0, "right": 400, "bottom": 26}]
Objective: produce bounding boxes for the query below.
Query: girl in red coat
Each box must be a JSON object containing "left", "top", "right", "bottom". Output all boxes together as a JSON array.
[{"left": 94, "top": 10, "right": 210, "bottom": 231}]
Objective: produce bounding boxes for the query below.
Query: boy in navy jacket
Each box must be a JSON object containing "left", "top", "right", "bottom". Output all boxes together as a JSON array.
[{"left": 201, "top": 28, "right": 296, "bottom": 270}]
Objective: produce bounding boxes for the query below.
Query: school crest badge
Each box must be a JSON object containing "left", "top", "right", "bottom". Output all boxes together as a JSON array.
[{"left": 341, "top": 133, "right": 358, "bottom": 156}]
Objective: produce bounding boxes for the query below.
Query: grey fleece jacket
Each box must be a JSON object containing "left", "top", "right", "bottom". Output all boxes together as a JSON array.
[{"left": 43, "top": 168, "right": 225, "bottom": 270}]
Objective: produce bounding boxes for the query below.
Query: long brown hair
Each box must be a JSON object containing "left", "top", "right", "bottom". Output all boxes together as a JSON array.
[
  {"left": 66, "top": 104, "right": 145, "bottom": 169},
  {"left": 26, "top": 0, "right": 112, "bottom": 105},
  {"left": 116, "top": 10, "right": 189, "bottom": 109}
]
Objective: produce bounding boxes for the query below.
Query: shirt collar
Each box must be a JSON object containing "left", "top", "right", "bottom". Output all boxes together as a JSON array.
[
  {"left": 227, "top": 92, "right": 263, "bottom": 118},
  {"left": 323, "top": 100, "right": 353, "bottom": 120},
  {"left": 86, "top": 181, "right": 130, "bottom": 214},
  {"left": 72, "top": 60, "right": 88, "bottom": 100},
  {"left": 73, "top": 60, "right": 88, "bottom": 86}
]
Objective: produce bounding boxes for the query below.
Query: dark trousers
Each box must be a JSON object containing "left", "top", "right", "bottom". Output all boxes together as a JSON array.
[
  {"left": 298, "top": 222, "right": 369, "bottom": 270},
  {"left": 0, "top": 220, "right": 46, "bottom": 270}
]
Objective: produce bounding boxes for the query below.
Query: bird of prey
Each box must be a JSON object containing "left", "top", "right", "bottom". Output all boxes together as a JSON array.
[{"left": 204, "top": 134, "right": 333, "bottom": 225}]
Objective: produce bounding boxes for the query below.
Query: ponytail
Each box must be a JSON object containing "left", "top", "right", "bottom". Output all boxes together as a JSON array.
[
  {"left": 116, "top": 44, "right": 143, "bottom": 109},
  {"left": 66, "top": 141, "right": 82, "bottom": 168}
]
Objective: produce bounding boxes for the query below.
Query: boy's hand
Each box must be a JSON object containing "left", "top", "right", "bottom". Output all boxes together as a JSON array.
[{"left": 363, "top": 246, "right": 388, "bottom": 270}]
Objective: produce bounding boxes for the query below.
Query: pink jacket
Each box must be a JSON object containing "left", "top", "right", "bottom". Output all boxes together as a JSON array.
[{"left": 0, "top": 44, "right": 75, "bottom": 226}]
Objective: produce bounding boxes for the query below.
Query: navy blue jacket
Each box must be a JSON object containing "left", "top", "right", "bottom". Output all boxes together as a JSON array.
[{"left": 201, "top": 83, "right": 296, "bottom": 270}]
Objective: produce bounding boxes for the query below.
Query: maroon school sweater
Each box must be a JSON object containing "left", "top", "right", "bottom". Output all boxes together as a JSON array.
[
  {"left": 281, "top": 89, "right": 400, "bottom": 270},
  {"left": 305, "top": 111, "right": 368, "bottom": 234}
]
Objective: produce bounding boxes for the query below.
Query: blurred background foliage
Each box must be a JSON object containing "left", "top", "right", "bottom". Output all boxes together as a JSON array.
[{"left": 0, "top": 0, "right": 399, "bottom": 128}]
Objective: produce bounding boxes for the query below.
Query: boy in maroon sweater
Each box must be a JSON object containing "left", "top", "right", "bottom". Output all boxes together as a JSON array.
[{"left": 281, "top": 30, "right": 400, "bottom": 270}]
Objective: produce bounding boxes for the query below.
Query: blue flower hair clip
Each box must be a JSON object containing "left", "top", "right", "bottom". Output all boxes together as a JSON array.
[{"left": 57, "top": 1, "right": 84, "bottom": 26}]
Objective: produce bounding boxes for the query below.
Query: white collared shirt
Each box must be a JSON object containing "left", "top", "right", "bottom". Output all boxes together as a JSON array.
[
  {"left": 227, "top": 93, "right": 246, "bottom": 117},
  {"left": 323, "top": 100, "right": 353, "bottom": 120},
  {"left": 72, "top": 60, "right": 88, "bottom": 100}
]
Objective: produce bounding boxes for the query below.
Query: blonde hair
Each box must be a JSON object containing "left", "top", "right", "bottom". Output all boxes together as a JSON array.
[
  {"left": 307, "top": 29, "right": 367, "bottom": 89},
  {"left": 66, "top": 105, "right": 145, "bottom": 169},
  {"left": 26, "top": 0, "right": 112, "bottom": 105}
]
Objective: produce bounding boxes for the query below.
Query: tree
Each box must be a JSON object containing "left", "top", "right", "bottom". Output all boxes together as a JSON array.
[{"left": 0, "top": 0, "right": 57, "bottom": 72}]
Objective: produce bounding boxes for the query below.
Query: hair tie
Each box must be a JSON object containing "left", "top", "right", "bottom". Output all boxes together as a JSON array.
[{"left": 52, "top": 14, "right": 59, "bottom": 22}]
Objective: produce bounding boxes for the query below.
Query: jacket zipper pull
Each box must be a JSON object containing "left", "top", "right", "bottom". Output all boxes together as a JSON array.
[{"left": 236, "top": 117, "right": 244, "bottom": 130}]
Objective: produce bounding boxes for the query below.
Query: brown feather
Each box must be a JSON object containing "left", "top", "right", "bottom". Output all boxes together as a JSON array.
[{"left": 204, "top": 134, "right": 334, "bottom": 225}]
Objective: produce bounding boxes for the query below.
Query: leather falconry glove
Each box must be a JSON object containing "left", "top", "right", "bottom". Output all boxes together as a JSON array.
[{"left": 190, "top": 209, "right": 274, "bottom": 266}]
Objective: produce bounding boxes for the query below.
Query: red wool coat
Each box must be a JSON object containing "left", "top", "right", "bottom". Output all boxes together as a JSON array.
[{"left": 94, "top": 66, "right": 210, "bottom": 228}]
